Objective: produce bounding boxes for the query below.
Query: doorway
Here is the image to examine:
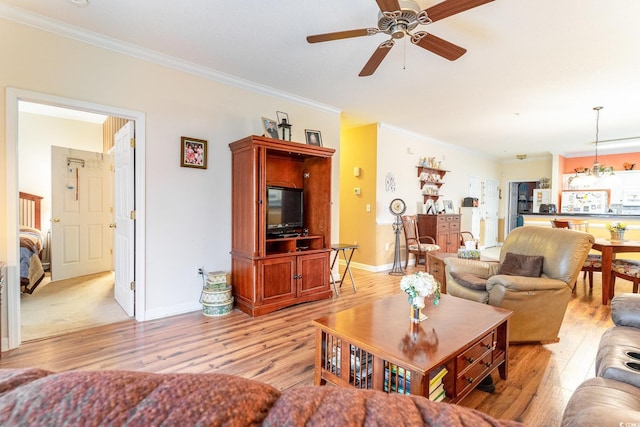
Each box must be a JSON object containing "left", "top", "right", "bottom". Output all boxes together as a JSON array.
[
  {"left": 506, "top": 181, "right": 540, "bottom": 234},
  {"left": 5, "top": 88, "right": 147, "bottom": 350}
]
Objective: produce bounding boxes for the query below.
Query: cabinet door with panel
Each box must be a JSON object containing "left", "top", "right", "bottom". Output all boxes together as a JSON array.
[
  {"left": 297, "top": 252, "right": 329, "bottom": 296},
  {"left": 258, "top": 256, "right": 297, "bottom": 304}
]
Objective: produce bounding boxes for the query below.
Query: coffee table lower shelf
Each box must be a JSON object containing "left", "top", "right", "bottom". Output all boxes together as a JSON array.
[{"left": 312, "top": 294, "right": 511, "bottom": 404}]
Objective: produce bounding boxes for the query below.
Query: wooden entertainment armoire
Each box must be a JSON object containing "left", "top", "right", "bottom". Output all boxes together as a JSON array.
[{"left": 229, "top": 135, "right": 335, "bottom": 316}]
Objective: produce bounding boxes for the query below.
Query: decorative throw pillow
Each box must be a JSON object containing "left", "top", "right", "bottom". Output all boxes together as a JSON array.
[
  {"left": 498, "top": 252, "right": 544, "bottom": 277},
  {"left": 450, "top": 272, "right": 488, "bottom": 290}
]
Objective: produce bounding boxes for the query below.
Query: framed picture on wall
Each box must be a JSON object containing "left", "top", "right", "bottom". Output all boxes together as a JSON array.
[
  {"left": 305, "top": 129, "right": 322, "bottom": 146},
  {"left": 180, "top": 136, "right": 208, "bottom": 169}
]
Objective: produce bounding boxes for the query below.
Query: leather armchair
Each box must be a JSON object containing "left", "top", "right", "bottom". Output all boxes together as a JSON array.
[{"left": 444, "top": 226, "right": 594, "bottom": 343}]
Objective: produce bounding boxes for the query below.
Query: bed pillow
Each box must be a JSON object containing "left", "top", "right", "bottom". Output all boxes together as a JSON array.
[
  {"left": 450, "top": 272, "right": 488, "bottom": 290},
  {"left": 498, "top": 252, "right": 544, "bottom": 277}
]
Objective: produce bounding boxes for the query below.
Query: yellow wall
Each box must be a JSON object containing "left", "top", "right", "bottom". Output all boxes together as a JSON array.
[{"left": 339, "top": 122, "right": 378, "bottom": 266}]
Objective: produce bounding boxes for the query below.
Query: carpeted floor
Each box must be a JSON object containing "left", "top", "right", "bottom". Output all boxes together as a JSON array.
[{"left": 20, "top": 271, "right": 131, "bottom": 341}]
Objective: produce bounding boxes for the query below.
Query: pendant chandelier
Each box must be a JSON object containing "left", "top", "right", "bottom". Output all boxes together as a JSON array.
[{"left": 590, "top": 106, "right": 603, "bottom": 177}]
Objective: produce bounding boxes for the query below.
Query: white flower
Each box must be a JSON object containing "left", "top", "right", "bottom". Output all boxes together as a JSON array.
[
  {"left": 400, "top": 271, "right": 441, "bottom": 306},
  {"left": 607, "top": 222, "right": 627, "bottom": 231}
]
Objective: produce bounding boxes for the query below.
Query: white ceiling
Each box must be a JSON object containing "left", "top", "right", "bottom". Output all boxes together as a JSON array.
[{"left": 4, "top": 0, "right": 640, "bottom": 160}]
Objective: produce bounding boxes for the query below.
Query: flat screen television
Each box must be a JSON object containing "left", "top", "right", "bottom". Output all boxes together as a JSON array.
[{"left": 266, "top": 186, "right": 304, "bottom": 237}]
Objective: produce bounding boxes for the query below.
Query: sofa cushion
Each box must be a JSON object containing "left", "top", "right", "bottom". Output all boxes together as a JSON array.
[
  {"left": 450, "top": 271, "right": 488, "bottom": 290},
  {"left": 0, "top": 368, "right": 523, "bottom": 426},
  {"left": 498, "top": 252, "right": 544, "bottom": 277},
  {"left": 561, "top": 377, "right": 640, "bottom": 427}
]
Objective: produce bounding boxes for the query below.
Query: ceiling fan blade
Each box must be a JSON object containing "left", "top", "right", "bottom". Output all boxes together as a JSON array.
[
  {"left": 375, "top": 0, "right": 401, "bottom": 13},
  {"left": 307, "top": 28, "right": 377, "bottom": 43},
  {"left": 425, "top": 0, "right": 494, "bottom": 23},
  {"left": 412, "top": 32, "right": 466, "bottom": 60},
  {"left": 359, "top": 40, "right": 395, "bottom": 77}
]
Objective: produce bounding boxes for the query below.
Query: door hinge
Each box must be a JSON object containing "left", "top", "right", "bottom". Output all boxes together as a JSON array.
[
  {"left": 130, "top": 138, "right": 135, "bottom": 148},
  {"left": 130, "top": 210, "right": 136, "bottom": 220},
  {"left": 130, "top": 281, "right": 135, "bottom": 291}
]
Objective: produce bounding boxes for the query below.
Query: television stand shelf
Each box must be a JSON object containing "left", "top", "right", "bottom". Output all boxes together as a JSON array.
[{"left": 266, "top": 235, "right": 324, "bottom": 255}]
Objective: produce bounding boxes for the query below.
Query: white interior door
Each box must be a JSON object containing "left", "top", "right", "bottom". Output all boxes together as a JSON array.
[
  {"left": 114, "top": 121, "right": 135, "bottom": 316},
  {"left": 51, "top": 147, "right": 112, "bottom": 281},
  {"left": 484, "top": 179, "right": 499, "bottom": 247}
]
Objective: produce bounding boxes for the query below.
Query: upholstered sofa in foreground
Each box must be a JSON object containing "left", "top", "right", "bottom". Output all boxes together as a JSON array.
[
  {"left": 0, "top": 368, "right": 522, "bottom": 426},
  {"left": 562, "top": 293, "right": 640, "bottom": 426}
]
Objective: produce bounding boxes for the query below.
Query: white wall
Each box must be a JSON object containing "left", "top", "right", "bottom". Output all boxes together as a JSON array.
[
  {"left": 0, "top": 18, "right": 341, "bottom": 328},
  {"left": 376, "top": 123, "right": 501, "bottom": 225}
]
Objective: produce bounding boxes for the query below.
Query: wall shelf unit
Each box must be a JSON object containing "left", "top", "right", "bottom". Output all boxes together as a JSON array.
[{"left": 417, "top": 166, "right": 448, "bottom": 203}]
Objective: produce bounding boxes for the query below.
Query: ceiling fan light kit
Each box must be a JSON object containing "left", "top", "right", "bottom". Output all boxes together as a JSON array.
[{"left": 306, "top": 0, "right": 494, "bottom": 76}]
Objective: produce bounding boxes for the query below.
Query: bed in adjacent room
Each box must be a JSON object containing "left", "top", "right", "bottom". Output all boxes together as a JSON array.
[{"left": 19, "top": 192, "right": 46, "bottom": 294}]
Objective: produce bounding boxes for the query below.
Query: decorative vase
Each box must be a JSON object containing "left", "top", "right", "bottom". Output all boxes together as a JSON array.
[
  {"left": 610, "top": 230, "right": 625, "bottom": 241},
  {"left": 410, "top": 295, "right": 427, "bottom": 323}
]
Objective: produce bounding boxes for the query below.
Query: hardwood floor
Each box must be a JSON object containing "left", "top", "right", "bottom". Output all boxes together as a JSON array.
[{"left": 0, "top": 266, "right": 623, "bottom": 426}]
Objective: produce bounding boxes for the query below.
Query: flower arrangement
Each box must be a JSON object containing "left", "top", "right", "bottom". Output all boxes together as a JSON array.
[
  {"left": 400, "top": 271, "right": 440, "bottom": 307},
  {"left": 607, "top": 222, "right": 627, "bottom": 232}
]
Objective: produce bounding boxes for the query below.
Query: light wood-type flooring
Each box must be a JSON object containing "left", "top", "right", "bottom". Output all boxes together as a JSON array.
[{"left": 0, "top": 265, "right": 627, "bottom": 426}]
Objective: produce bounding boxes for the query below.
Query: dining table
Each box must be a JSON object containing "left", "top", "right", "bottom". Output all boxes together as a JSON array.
[{"left": 592, "top": 238, "right": 640, "bottom": 305}]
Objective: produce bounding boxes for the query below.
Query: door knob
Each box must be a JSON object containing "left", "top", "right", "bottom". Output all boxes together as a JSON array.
[
  {"left": 52, "top": 218, "right": 61, "bottom": 223},
  {"left": 109, "top": 223, "right": 117, "bottom": 228}
]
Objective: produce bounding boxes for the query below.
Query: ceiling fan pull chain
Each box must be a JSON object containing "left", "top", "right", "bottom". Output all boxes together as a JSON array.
[{"left": 403, "top": 37, "right": 407, "bottom": 70}]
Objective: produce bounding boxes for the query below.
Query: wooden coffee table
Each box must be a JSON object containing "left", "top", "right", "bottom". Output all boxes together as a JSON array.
[{"left": 312, "top": 293, "right": 512, "bottom": 404}]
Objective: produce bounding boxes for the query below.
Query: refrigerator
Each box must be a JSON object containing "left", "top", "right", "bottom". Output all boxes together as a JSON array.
[
  {"left": 532, "top": 189, "right": 551, "bottom": 213},
  {"left": 560, "top": 190, "right": 609, "bottom": 214}
]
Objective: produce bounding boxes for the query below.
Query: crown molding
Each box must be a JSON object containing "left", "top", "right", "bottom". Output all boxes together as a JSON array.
[{"left": 0, "top": 4, "right": 341, "bottom": 116}]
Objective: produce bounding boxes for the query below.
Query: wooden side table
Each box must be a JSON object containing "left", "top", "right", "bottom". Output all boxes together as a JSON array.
[{"left": 428, "top": 252, "right": 498, "bottom": 294}]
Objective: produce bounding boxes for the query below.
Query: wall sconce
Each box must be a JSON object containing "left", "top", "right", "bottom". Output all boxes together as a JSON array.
[{"left": 276, "top": 111, "right": 292, "bottom": 141}]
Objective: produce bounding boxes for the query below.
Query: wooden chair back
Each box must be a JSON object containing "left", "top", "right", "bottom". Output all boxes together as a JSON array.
[{"left": 551, "top": 219, "right": 571, "bottom": 229}]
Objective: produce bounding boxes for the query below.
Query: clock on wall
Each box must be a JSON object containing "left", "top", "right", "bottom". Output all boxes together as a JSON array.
[{"left": 389, "top": 198, "right": 406, "bottom": 216}]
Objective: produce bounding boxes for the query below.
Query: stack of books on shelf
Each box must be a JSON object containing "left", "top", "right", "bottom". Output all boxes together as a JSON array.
[{"left": 428, "top": 366, "right": 448, "bottom": 402}]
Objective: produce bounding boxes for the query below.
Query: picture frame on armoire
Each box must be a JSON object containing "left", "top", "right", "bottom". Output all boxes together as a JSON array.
[{"left": 305, "top": 130, "right": 322, "bottom": 147}]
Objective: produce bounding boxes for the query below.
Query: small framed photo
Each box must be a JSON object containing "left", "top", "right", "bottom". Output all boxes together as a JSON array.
[
  {"left": 180, "top": 136, "right": 207, "bottom": 169},
  {"left": 262, "top": 117, "right": 280, "bottom": 139},
  {"left": 443, "top": 200, "right": 455, "bottom": 214},
  {"left": 305, "top": 129, "right": 322, "bottom": 146}
]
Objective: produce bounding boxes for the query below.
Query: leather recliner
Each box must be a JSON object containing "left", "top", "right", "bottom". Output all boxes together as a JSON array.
[{"left": 444, "top": 226, "right": 594, "bottom": 343}]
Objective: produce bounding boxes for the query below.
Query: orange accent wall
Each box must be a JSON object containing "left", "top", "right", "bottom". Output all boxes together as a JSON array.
[{"left": 562, "top": 153, "right": 640, "bottom": 173}]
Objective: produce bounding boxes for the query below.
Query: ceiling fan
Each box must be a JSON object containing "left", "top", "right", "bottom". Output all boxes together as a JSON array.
[{"left": 306, "top": 0, "right": 494, "bottom": 76}]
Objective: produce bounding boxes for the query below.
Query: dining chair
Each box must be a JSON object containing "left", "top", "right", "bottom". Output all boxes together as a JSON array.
[
  {"left": 610, "top": 259, "right": 640, "bottom": 295},
  {"left": 400, "top": 215, "right": 440, "bottom": 270}
]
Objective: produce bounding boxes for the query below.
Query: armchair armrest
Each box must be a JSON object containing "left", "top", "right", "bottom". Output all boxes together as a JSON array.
[
  {"left": 417, "top": 235, "right": 436, "bottom": 244},
  {"left": 444, "top": 257, "right": 500, "bottom": 279},
  {"left": 487, "top": 275, "right": 570, "bottom": 292}
]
